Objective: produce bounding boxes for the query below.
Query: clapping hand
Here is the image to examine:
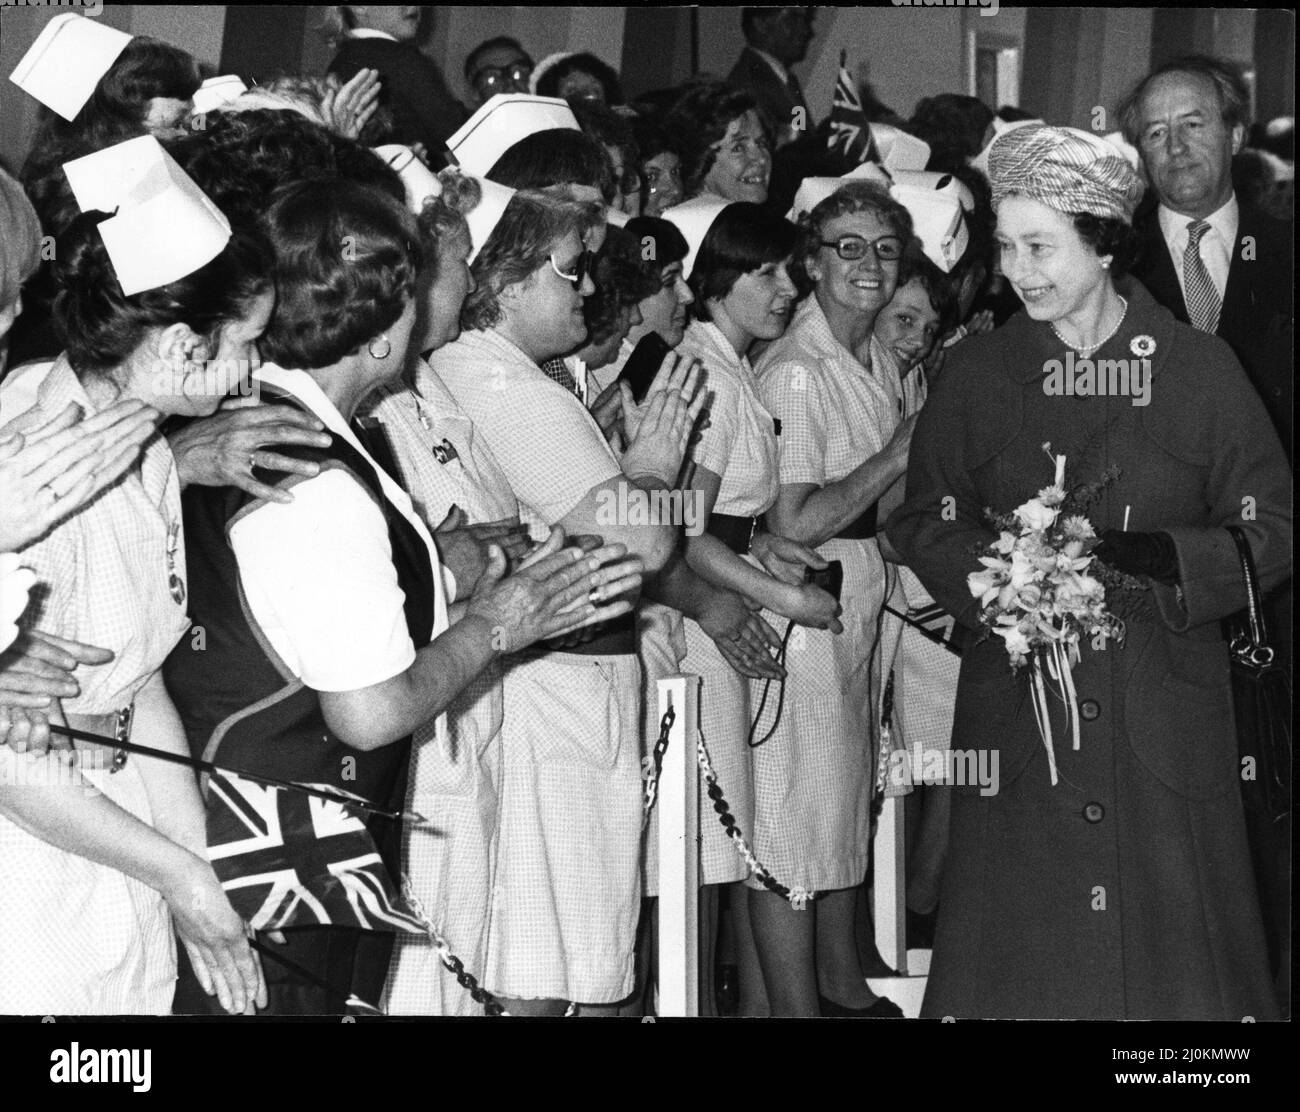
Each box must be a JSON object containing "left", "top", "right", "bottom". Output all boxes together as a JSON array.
[
  {"left": 0, "top": 400, "right": 158, "bottom": 551},
  {"left": 322, "top": 68, "right": 381, "bottom": 140},
  {"left": 619, "top": 351, "right": 706, "bottom": 488}
]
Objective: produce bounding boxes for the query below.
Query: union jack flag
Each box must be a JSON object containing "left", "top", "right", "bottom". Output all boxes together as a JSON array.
[
  {"left": 827, "top": 53, "right": 879, "bottom": 167},
  {"left": 206, "top": 770, "right": 425, "bottom": 933}
]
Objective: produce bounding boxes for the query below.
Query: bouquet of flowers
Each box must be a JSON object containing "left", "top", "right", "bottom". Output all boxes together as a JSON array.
[{"left": 966, "top": 444, "right": 1126, "bottom": 785}]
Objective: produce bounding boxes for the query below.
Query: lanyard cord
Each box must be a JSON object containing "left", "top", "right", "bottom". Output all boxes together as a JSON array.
[{"left": 747, "top": 619, "right": 797, "bottom": 748}]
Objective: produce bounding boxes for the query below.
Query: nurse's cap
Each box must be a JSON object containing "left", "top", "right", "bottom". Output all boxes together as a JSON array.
[
  {"left": 465, "top": 177, "right": 517, "bottom": 264},
  {"left": 9, "top": 13, "right": 133, "bottom": 122},
  {"left": 661, "top": 195, "right": 732, "bottom": 280},
  {"left": 888, "top": 178, "right": 968, "bottom": 273},
  {"left": 446, "top": 93, "right": 579, "bottom": 177},
  {"left": 191, "top": 75, "right": 248, "bottom": 115},
  {"left": 374, "top": 144, "right": 442, "bottom": 213},
  {"left": 869, "top": 123, "right": 931, "bottom": 172},
  {"left": 62, "top": 134, "right": 232, "bottom": 296}
]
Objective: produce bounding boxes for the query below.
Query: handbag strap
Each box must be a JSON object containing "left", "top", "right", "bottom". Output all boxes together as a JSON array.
[{"left": 1225, "top": 526, "right": 1273, "bottom": 664}]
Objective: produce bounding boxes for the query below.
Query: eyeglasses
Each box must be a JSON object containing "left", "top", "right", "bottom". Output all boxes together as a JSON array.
[
  {"left": 550, "top": 249, "right": 592, "bottom": 289},
  {"left": 819, "top": 234, "right": 904, "bottom": 262},
  {"left": 471, "top": 62, "right": 533, "bottom": 94}
]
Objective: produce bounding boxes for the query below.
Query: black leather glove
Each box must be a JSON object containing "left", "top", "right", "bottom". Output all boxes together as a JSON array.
[{"left": 1091, "top": 529, "right": 1180, "bottom": 586}]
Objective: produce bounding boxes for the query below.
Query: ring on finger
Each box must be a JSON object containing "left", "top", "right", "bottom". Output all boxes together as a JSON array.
[{"left": 249, "top": 452, "right": 258, "bottom": 472}]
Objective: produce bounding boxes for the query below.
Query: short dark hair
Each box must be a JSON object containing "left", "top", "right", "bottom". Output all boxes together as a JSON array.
[
  {"left": 583, "top": 226, "right": 660, "bottom": 346},
  {"left": 893, "top": 240, "right": 960, "bottom": 339},
  {"left": 464, "top": 35, "right": 531, "bottom": 81},
  {"left": 487, "top": 128, "right": 617, "bottom": 204},
  {"left": 666, "top": 81, "right": 771, "bottom": 198},
  {"left": 1071, "top": 212, "right": 1139, "bottom": 278},
  {"left": 691, "top": 202, "right": 799, "bottom": 320},
  {"left": 51, "top": 211, "right": 272, "bottom": 377},
  {"left": 625, "top": 215, "right": 689, "bottom": 275},
  {"left": 535, "top": 52, "right": 624, "bottom": 106},
  {"left": 259, "top": 179, "right": 423, "bottom": 369},
  {"left": 909, "top": 94, "right": 995, "bottom": 174},
  {"left": 1117, "top": 55, "right": 1251, "bottom": 148}
]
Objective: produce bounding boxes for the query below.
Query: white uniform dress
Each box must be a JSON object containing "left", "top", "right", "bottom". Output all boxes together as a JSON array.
[
  {"left": 0, "top": 357, "right": 189, "bottom": 1014},
  {"left": 433, "top": 328, "right": 643, "bottom": 1004},
  {"left": 678, "top": 319, "right": 780, "bottom": 885},
  {"left": 751, "top": 296, "right": 901, "bottom": 892},
  {"left": 365, "top": 364, "right": 520, "bottom": 1015},
  {"left": 600, "top": 338, "right": 689, "bottom": 895}
]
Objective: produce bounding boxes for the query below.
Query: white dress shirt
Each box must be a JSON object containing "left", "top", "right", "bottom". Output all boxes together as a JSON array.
[{"left": 1158, "top": 194, "right": 1238, "bottom": 303}]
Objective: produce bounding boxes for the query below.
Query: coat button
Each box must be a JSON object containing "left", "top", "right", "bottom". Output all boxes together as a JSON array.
[
  {"left": 1079, "top": 699, "right": 1100, "bottom": 720},
  {"left": 1083, "top": 802, "right": 1105, "bottom": 823}
]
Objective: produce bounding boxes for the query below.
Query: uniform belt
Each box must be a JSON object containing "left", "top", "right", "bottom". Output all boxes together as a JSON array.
[
  {"left": 548, "top": 612, "right": 637, "bottom": 655},
  {"left": 835, "top": 503, "right": 878, "bottom": 540},
  {"left": 707, "top": 512, "right": 758, "bottom": 554}
]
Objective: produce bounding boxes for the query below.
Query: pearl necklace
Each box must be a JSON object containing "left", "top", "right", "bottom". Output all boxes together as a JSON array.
[{"left": 1051, "top": 296, "right": 1128, "bottom": 357}]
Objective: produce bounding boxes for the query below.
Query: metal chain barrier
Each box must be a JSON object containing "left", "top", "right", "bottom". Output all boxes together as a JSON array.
[
  {"left": 695, "top": 725, "right": 816, "bottom": 911},
  {"left": 401, "top": 876, "right": 508, "bottom": 1016},
  {"left": 641, "top": 704, "right": 676, "bottom": 828}
]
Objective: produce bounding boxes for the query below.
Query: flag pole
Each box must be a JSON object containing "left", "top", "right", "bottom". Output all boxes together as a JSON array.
[{"left": 49, "top": 724, "right": 426, "bottom": 824}]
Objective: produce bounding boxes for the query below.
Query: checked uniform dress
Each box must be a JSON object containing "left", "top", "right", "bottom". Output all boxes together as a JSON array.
[
  {"left": 751, "top": 297, "right": 901, "bottom": 892},
  {"left": 364, "top": 362, "right": 521, "bottom": 1015},
  {"left": 433, "top": 328, "right": 644, "bottom": 1004}
]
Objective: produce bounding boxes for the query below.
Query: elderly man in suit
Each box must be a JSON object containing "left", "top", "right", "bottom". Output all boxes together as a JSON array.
[
  {"left": 1120, "top": 55, "right": 1293, "bottom": 460},
  {"left": 728, "top": 7, "right": 817, "bottom": 147},
  {"left": 1119, "top": 54, "right": 1293, "bottom": 1016}
]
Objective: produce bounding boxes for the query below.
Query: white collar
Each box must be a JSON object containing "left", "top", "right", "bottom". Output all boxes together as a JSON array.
[
  {"left": 750, "top": 46, "right": 789, "bottom": 85},
  {"left": 1157, "top": 193, "right": 1239, "bottom": 244},
  {"left": 347, "top": 27, "right": 398, "bottom": 42}
]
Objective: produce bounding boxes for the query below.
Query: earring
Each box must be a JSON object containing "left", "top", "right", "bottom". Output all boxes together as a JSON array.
[
  {"left": 368, "top": 335, "right": 392, "bottom": 360},
  {"left": 1100, "top": 259, "right": 1112, "bottom": 270}
]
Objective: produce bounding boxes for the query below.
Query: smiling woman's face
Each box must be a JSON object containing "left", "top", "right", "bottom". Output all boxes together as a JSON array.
[
  {"left": 808, "top": 208, "right": 901, "bottom": 325},
  {"left": 702, "top": 111, "right": 771, "bottom": 205}
]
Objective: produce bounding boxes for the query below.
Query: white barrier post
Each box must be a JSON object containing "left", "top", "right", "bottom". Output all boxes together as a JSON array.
[{"left": 656, "top": 674, "right": 700, "bottom": 1017}]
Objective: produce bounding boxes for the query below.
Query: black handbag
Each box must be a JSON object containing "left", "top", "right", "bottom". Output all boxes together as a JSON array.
[{"left": 1225, "top": 526, "right": 1291, "bottom": 822}]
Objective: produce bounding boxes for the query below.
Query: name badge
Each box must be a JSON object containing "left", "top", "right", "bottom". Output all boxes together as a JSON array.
[{"left": 431, "top": 438, "right": 460, "bottom": 465}]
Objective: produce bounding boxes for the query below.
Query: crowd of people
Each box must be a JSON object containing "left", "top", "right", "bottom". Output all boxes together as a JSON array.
[{"left": 0, "top": 6, "right": 1291, "bottom": 1021}]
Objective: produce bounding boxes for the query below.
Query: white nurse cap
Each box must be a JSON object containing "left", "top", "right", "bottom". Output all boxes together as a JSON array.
[
  {"left": 446, "top": 93, "right": 579, "bottom": 177},
  {"left": 62, "top": 134, "right": 232, "bottom": 296},
  {"left": 661, "top": 195, "right": 732, "bottom": 280},
  {"left": 10, "top": 13, "right": 133, "bottom": 122}
]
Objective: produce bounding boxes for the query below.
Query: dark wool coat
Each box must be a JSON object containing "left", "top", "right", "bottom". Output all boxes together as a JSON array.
[{"left": 886, "top": 279, "right": 1290, "bottom": 1020}]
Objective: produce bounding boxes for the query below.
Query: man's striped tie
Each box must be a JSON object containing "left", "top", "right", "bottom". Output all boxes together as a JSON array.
[{"left": 1183, "top": 219, "right": 1221, "bottom": 334}]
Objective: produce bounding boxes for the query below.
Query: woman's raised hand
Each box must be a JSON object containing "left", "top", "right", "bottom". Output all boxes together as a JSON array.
[
  {"left": 0, "top": 400, "right": 158, "bottom": 551},
  {"left": 465, "top": 527, "right": 645, "bottom": 652},
  {"left": 618, "top": 351, "right": 706, "bottom": 487},
  {"left": 323, "top": 68, "right": 381, "bottom": 140}
]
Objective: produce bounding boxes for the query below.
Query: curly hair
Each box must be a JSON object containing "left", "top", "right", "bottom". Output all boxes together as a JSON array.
[
  {"left": 415, "top": 169, "right": 481, "bottom": 280},
  {"left": 571, "top": 101, "right": 641, "bottom": 194},
  {"left": 1117, "top": 55, "right": 1251, "bottom": 148},
  {"left": 792, "top": 180, "right": 914, "bottom": 294},
  {"left": 665, "top": 81, "right": 771, "bottom": 198},
  {"left": 460, "top": 189, "right": 593, "bottom": 333},
  {"left": 168, "top": 109, "right": 404, "bottom": 234},
  {"left": 259, "top": 178, "right": 423, "bottom": 369},
  {"left": 690, "top": 202, "right": 799, "bottom": 320},
  {"left": 583, "top": 226, "right": 661, "bottom": 346},
  {"left": 51, "top": 210, "right": 272, "bottom": 378}
]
